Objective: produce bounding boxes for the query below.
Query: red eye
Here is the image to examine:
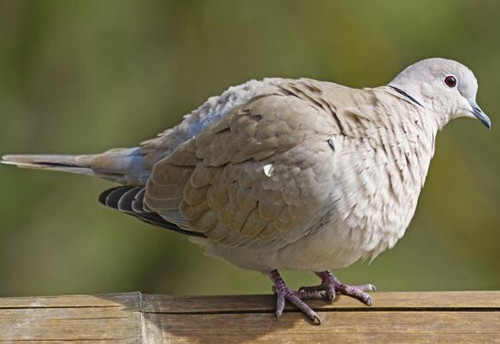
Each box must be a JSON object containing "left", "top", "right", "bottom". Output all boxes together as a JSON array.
[{"left": 444, "top": 75, "right": 457, "bottom": 88}]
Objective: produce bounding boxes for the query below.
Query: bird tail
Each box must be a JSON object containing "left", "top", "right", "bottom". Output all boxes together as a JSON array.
[{"left": 1, "top": 148, "right": 149, "bottom": 184}]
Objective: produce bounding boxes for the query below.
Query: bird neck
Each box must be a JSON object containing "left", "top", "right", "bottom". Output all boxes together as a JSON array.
[{"left": 388, "top": 80, "right": 450, "bottom": 131}]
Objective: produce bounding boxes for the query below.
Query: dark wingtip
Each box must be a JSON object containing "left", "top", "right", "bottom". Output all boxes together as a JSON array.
[{"left": 98, "top": 186, "right": 124, "bottom": 206}]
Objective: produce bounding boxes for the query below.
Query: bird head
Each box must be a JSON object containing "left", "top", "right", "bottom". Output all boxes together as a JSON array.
[{"left": 389, "top": 58, "right": 491, "bottom": 129}]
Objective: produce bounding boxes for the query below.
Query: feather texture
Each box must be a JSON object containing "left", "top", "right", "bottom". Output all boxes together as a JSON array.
[{"left": 2, "top": 58, "right": 489, "bottom": 273}]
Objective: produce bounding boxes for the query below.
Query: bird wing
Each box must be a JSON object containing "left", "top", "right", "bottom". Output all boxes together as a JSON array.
[
  {"left": 98, "top": 185, "right": 205, "bottom": 237},
  {"left": 145, "top": 89, "right": 344, "bottom": 250}
]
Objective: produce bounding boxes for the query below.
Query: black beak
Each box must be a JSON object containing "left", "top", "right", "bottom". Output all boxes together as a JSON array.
[{"left": 471, "top": 103, "right": 491, "bottom": 129}]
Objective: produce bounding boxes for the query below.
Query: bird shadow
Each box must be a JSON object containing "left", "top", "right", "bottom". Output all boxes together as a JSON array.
[{"left": 97, "top": 291, "right": 329, "bottom": 343}]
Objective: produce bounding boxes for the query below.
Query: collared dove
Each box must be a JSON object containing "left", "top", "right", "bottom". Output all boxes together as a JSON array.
[{"left": 2, "top": 58, "right": 491, "bottom": 324}]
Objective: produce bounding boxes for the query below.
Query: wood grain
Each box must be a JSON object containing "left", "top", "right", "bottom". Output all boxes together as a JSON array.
[{"left": 0, "top": 291, "right": 498, "bottom": 343}]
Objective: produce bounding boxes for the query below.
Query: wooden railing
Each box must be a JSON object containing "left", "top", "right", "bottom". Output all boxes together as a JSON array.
[{"left": 1, "top": 291, "right": 499, "bottom": 343}]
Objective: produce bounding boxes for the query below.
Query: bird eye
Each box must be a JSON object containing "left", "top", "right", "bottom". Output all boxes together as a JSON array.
[{"left": 444, "top": 75, "right": 457, "bottom": 88}]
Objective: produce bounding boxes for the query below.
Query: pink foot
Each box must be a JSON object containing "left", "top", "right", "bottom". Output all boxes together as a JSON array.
[
  {"left": 269, "top": 270, "right": 322, "bottom": 325},
  {"left": 299, "top": 270, "right": 376, "bottom": 305}
]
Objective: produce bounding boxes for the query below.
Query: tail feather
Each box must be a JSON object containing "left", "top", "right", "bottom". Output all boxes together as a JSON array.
[
  {"left": 1, "top": 148, "right": 148, "bottom": 184},
  {"left": 1, "top": 154, "right": 96, "bottom": 175}
]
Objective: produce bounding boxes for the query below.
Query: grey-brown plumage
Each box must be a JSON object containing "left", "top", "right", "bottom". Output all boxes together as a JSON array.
[{"left": 1, "top": 58, "right": 491, "bottom": 324}]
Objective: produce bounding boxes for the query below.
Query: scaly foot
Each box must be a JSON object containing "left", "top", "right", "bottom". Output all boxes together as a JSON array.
[
  {"left": 269, "top": 270, "right": 322, "bottom": 325},
  {"left": 269, "top": 269, "right": 376, "bottom": 325},
  {"left": 298, "top": 270, "right": 376, "bottom": 305}
]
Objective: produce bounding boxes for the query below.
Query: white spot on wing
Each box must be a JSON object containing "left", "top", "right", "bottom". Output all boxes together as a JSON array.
[{"left": 263, "top": 163, "right": 274, "bottom": 177}]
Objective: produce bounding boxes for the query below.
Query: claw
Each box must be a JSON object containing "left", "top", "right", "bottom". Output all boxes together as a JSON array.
[
  {"left": 268, "top": 269, "right": 376, "bottom": 325},
  {"left": 312, "top": 314, "right": 322, "bottom": 326},
  {"left": 299, "top": 270, "right": 376, "bottom": 306},
  {"left": 269, "top": 270, "right": 321, "bottom": 324},
  {"left": 333, "top": 279, "right": 375, "bottom": 305}
]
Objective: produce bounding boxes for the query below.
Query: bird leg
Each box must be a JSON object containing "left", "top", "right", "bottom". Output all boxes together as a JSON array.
[
  {"left": 298, "top": 270, "right": 376, "bottom": 305},
  {"left": 269, "top": 269, "right": 322, "bottom": 325}
]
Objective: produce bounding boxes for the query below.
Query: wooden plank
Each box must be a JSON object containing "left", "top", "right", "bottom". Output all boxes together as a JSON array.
[
  {"left": 142, "top": 292, "right": 500, "bottom": 343},
  {"left": 0, "top": 292, "right": 140, "bottom": 308},
  {"left": 0, "top": 291, "right": 498, "bottom": 343},
  {"left": 0, "top": 292, "right": 142, "bottom": 343},
  {"left": 142, "top": 291, "right": 500, "bottom": 313},
  {"left": 145, "top": 312, "right": 500, "bottom": 344}
]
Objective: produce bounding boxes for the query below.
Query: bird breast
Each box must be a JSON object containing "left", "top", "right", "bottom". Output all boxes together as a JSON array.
[{"left": 323, "top": 106, "right": 437, "bottom": 265}]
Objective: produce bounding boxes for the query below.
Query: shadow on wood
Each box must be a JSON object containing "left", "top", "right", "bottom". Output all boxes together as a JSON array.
[{"left": 0, "top": 291, "right": 499, "bottom": 343}]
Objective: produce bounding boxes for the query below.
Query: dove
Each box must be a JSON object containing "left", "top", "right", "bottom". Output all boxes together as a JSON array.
[{"left": 2, "top": 58, "right": 491, "bottom": 324}]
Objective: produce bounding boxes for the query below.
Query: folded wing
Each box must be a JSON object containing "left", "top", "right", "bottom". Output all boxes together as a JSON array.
[{"left": 146, "top": 93, "right": 341, "bottom": 250}]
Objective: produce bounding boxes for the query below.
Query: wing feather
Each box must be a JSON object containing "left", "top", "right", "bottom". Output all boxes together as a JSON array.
[{"left": 146, "top": 91, "right": 339, "bottom": 250}]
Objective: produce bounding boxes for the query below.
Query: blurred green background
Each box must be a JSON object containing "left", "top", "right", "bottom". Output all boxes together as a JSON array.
[{"left": 0, "top": 0, "right": 498, "bottom": 297}]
